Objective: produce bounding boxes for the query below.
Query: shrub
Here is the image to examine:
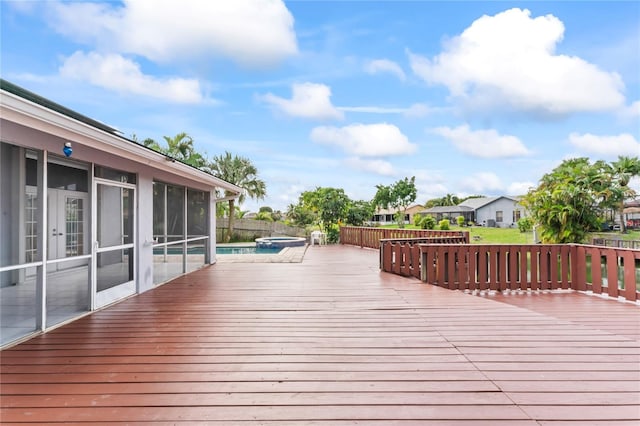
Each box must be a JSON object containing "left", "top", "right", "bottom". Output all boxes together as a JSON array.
[
  {"left": 413, "top": 215, "right": 424, "bottom": 227},
  {"left": 420, "top": 215, "right": 436, "bottom": 230},
  {"left": 439, "top": 219, "right": 450, "bottom": 230},
  {"left": 326, "top": 226, "right": 340, "bottom": 244},
  {"left": 456, "top": 216, "right": 465, "bottom": 227},
  {"left": 517, "top": 217, "right": 533, "bottom": 233}
]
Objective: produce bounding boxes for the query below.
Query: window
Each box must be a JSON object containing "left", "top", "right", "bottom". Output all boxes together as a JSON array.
[
  {"left": 513, "top": 209, "right": 521, "bottom": 223},
  {"left": 496, "top": 211, "right": 503, "bottom": 223}
]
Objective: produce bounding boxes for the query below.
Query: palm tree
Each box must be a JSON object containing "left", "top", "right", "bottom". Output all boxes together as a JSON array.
[
  {"left": 209, "top": 152, "right": 266, "bottom": 242},
  {"left": 163, "top": 132, "right": 205, "bottom": 168},
  {"left": 611, "top": 156, "right": 640, "bottom": 233}
]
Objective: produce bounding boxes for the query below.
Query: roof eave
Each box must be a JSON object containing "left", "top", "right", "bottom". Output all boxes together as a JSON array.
[{"left": 1, "top": 86, "right": 242, "bottom": 197}]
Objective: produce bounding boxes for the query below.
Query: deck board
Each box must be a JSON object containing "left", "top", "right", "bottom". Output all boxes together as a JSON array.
[{"left": 1, "top": 244, "right": 639, "bottom": 423}]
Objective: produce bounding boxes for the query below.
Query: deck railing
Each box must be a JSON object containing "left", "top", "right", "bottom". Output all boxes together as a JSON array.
[
  {"left": 340, "top": 226, "right": 469, "bottom": 249},
  {"left": 383, "top": 242, "right": 640, "bottom": 302},
  {"left": 340, "top": 226, "right": 640, "bottom": 302},
  {"left": 378, "top": 237, "right": 469, "bottom": 278}
]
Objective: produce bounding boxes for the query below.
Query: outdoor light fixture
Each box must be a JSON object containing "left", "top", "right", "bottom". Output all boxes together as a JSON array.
[{"left": 63, "top": 142, "right": 73, "bottom": 157}]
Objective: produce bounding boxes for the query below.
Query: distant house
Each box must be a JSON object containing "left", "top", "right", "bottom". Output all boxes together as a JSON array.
[
  {"left": 419, "top": 196, "right": 526, "bottom": 228},
  {"left": 371, "top": 204, "right": 424, "bottom": 225},
  {"left": 623, "top": 200, "right": 640, "bottom": 229}
]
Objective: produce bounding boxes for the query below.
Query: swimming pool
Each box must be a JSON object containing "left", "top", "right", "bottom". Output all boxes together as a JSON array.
[
  {"left": 255, "top": 236, "right": 306, "bottom": 249},
  {"left": 216, "top": 246, "right": 283, "bottom": 255},
  {"left": 153, "top": 246, "right": 283, "bottom": 255}
]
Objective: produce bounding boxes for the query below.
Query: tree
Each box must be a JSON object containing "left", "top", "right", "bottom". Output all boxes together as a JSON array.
[
  {"left": 372, "top": 184, "right": 393, "bottom": 211},
  {"left": 286, "top": 202, "right": 316, "bottom": 227},
  {"left": 292, "top": 187, "right": 350, "bottom": 242},
  {"left": 372, "top": 177, "right": 417, "bottom": 228},
  {"left": 442, "top": 193, "right": 460, "bottom": 206},
  {"left": 346, "top": 200, "right": 374, "bottom": 226},
  {"left": 209, "top": 152, "right": 266, "bottom": 242},
  {"left": 255, "top": 211, "right": 274, "bottom": 221},
  {"left": 392, "top": 177, "right": 417, "bottom": 223},
  {"left": 522, "top": 158, "right": 614, "bottom": 243},
  {"left": 311, "top": 187, "right": 350, "bottom": 236},
  {"left": 132, "top": 132, "right": 206, "bottom": 168},
  {"left": 610, "top": 156, "right": 640, "bottom": 233},
  {"left": 163, "top": 132, "right": 205, "bottom": 168}
]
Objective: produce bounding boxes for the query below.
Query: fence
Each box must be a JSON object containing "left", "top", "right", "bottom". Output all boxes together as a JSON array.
[
  {"left": 217, "top": 218, "right": 306, "bottom": 241},
  {"left": 340, "top": 226, "right": 469, "bottom": 249},
  {"left": 382, "top": 241, "right": 640, "bottom": 302},
  {"left": 592, "top": 238, "right": 640, "bottom": 250}
]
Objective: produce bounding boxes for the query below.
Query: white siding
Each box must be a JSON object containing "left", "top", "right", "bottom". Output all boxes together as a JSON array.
[{"left": 476, "top": 197, "right": 526, "bottom": 228}]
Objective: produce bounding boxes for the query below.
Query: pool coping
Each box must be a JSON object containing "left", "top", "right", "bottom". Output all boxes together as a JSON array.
[{"left": 215, "top": 243, "right": 309, "bottom": 263}]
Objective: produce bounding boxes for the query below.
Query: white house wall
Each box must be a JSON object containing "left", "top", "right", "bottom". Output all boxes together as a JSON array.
[
  {"left": 476, "top": 198, "right": 525, "bottom": 228},
  {"left": 1, "top": 118, "right": 222, "bottom": 296}
]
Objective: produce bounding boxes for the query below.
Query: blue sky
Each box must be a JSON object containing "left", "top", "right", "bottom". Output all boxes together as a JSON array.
[{"left": 2, "top": 0, "right": 639, "bottom": 212}]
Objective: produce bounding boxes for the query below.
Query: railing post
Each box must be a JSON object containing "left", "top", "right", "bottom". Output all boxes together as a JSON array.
[{"left": 621, "top": 250, "right": 638, "bottom": 301}]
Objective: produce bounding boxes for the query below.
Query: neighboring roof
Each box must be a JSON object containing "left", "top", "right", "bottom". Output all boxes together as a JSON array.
[
  {"left": 373, "top": 208, "right": 399, "bottom": 215},
  {"left": 1, "top": 79, "right": 242, "bottom": 197},
  {"left": 459, "top": 196, "right": 519, "bottom": 209},
  {"left": 420, "top": 205, "right": 473, "bottom": 214},
  {"left": 406, "top": 204, "right": 424, "bottom": 210}
]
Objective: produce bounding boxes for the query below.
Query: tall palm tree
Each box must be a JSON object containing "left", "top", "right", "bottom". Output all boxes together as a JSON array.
[
  {"left": 209, "top": 152, "right": 266, "bottom": 242},
  {"left": 163, "top": 132, "right": 205, "bottom": 168},
  {"left": 611, "top": 156, "right": 640, "bottom": 233}
]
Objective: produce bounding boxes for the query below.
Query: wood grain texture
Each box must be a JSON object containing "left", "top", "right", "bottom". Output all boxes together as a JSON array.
[{"left": 1, "top": 245, "right": 638, "bottom": 423}]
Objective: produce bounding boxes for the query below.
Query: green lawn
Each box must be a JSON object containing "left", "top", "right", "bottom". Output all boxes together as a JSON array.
[
  {"left": 466, "top": 226, "right": 532, "bottom": 244},
  {"left": 379, "top": 224, "right": 640, "bottom": 244}
]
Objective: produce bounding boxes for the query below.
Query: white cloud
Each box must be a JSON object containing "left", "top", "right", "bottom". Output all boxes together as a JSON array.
[
  {"left": 364, "top": 59, "right": 406, "bottom": 81},
  {"left": 431, "top": 124, "right": 530, "bottom": 158},
  {"left": 459, "top": 172, "right": 503, "bottom": 193},
  {"left": 344, "top": 157, "right": 395, "bottom": 176},
  {"left": 339, "top": 106, "right": 407, "bottom": 114},
  {"left": 404, "top": 103, "right": 433, "bottom": 118},
  {"left": 413, "top": 171, "right": 449, "bottom": 200},
  {"left": 259, "top": 83, "right": 343, "bottom": 120},
  {"left": 568, "top": 132, "right": 640, "bottom": 157},
  {"left": 408, "top": 8, "right": 625, "bottom": 115},
  {"left": 620, "top": 100, "right": 640, "bottom": 119},
  {"left": 59, "top": 51, "right": 208, "bottom": 103},
  {"left": 338, "top": 103, "right": 440, "bottom": 117},
  {"left": 311, "top": 123, "right": 417, "bottom": 157},
  {"left": 48, "top": 0, "right": 297, "bottom": 67},
  {"left": 507, "top": 181, "right": 535, "bottom": 195}
]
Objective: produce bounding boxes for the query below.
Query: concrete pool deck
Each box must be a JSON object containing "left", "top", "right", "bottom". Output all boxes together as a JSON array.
[{"left": 215, "top": 243, "right": 309, "bottom": 263}]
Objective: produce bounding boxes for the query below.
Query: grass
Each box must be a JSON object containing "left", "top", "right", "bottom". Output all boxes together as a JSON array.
[{"left": 379, "top": 224, "right": 640, "bottom": 244}]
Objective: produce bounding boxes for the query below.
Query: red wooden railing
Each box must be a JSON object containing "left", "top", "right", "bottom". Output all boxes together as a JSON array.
[
  {"left": 378, "top": 237, "right": 468, "bottom": 278},
  {"left": 340, "top": 226, "right": 469, "bottom": 249},
  {"left": 379, "top": 241, "right": 640, "bottom": 302},
  {"left": 340, "top": 226, "right": 639, "bottom": 302}
]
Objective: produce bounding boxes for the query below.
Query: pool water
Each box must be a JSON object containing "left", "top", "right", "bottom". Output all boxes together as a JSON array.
[
  {"left": 153, "top": 246, "right": 283, "bottom": 255},
  {"left": 216, "top": 246, "right": 283, "bottom": 255}
]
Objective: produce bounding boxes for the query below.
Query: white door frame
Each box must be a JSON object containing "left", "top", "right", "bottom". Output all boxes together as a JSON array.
[
  {"left": 92, "top": 177, "right": 137, "bottom": 309},
  {"left": 47, "top": 188, "right": 89, "bottom": 271}
]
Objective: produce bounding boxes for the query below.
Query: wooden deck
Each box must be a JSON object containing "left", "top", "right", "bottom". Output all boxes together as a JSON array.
[{"left": 1, "top": 245, "right": 639, "bottom": 424}]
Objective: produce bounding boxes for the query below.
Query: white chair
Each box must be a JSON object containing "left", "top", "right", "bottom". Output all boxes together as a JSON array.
[{"left": 310, "top": 230, "right": 326, "bottom": 246}]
